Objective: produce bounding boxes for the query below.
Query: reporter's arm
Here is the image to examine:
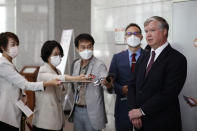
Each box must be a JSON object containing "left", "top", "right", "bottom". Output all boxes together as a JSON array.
[
  {"left": 0, "top": 62, "right": 60, "bottom": 91},
  {"left": 64, "top": 74, "right": 86, "bottom": 81},
  {"left": 0, "top": 62, "right": 44, "bottom": 91}
]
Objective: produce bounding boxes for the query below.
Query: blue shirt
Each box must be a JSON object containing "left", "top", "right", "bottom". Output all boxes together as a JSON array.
[{"left": 128, "top": 48, "right": 141, "bottom": 67}]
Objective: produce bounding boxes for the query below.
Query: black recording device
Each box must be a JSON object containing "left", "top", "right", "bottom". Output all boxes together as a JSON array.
[{"left": 106, "top": 73, "right": 115, "bottom": 83}]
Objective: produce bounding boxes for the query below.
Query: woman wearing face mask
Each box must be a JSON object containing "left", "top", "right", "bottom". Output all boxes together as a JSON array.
[
  {"left": 0, "top": 32, "right": 61, "bottom": 130},
  {"left": 32, "top": 40, "right": 86, "bottom": 131}
]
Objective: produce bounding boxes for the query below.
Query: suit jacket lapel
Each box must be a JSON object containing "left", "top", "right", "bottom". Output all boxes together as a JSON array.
[
  {"left": 44, "top": 63, "right": 58, "bottom": 74},
  {"left": 140, "top": 52, "right": 150, "bottom": 86},
  {"left": 86, "top": 57, "right": 95, "bottom": 75},
  {"left": 73, "top": 59, "right": 81, "bottom": 76},
  {"left": 143, "top": 44, "right": 171, "bottom": 81},
  {"left": 123, "top": 50, "right": 131, "bottom": 70},
  {"left": 153, "top": 44, "right": 171, "bottom": 66}
]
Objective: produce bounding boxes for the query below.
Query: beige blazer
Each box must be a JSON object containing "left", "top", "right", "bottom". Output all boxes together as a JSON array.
[
  {"left": 32, "top": 63, "right": 66, "bottom": 130},
  {"left": 0, "top": 56, "right": 44, "bottom": 128}
]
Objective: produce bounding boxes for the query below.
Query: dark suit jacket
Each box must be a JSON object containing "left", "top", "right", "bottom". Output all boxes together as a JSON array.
[
  {"left": 109, "top": 49, "right": 145, "bottom": 125},
  {"left": 128, "top": 44, "right": 187, "bottom": 131}
]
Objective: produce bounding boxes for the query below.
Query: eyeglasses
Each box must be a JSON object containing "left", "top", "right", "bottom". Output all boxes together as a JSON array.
[{"left": 125, "top": 32, "right": 141, "bottom": 36}]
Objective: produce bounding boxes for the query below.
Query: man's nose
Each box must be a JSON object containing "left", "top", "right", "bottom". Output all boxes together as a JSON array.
[{"left": 146, "top": 31, "right": 151, "bottom": 37}]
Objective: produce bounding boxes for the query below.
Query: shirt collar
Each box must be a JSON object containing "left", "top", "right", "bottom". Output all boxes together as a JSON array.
[
  {"left": 1, "top": 55, "right": 13, "bottom": 66},
  {"left": 128, "top": 48, "right": 141, "bottom": 57},
  {"left": 151, "top": 42, "right": 168, "bottom": 59}
]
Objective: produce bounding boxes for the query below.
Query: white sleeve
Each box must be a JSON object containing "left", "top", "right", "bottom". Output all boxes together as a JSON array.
[
  {"left": 0, "top": 62, "right": 44, "bottom": 91},
  {"left": 37, "top": 70, "right": 65, "bottom": 82}
]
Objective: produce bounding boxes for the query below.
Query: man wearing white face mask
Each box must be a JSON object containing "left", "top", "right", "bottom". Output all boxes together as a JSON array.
[
  {"left": 67, "top": 33, "right": 108, "bottom": 131},
  {"left": 106, "top": 23, "right": 145, "bottom": 131}
]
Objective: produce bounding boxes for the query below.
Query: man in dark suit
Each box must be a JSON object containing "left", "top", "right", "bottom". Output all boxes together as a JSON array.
[
  {"left": 127, "top": 16, "right": 187, "bottom": 131},
  {"left": 108, "top": 23, "right": 145, "bottom": 131}
]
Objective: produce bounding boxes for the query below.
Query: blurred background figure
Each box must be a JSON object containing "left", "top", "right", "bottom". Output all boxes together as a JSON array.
[{"left": 194, "top": 38, "right": 197, "bottom": 48}]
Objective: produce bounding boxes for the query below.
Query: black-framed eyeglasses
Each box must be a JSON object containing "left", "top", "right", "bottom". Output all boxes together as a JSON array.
[{"left": 125, "top": 32, "right": 141, "bottom": 36}]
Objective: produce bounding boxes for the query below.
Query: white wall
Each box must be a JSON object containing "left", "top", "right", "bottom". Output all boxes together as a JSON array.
[
  {"left": 0, "top": 0, "right": 54, "bottom": 70},
  {"left": 172, "top": 1, "right": 197, "bottom": 131},
  {"left": 0, "top": 0, "right": 16, "bottom": 33},
  {"left": 15, "top": 0, "right": 55, "bottom": 70},
  {"left": 55, "top": 0, "right": 91, "bottom": 41},
  {"left": 0, "top": 0, "right": 16, "bottom": 66}
]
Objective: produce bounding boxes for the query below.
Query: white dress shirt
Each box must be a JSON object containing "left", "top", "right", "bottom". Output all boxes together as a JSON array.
[{"left": 147, "top": 42, "right": 169, "bottom": 67}]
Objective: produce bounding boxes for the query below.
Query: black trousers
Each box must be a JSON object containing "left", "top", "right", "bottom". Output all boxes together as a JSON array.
[
  {"left": 115, "top": 117, "right": 133, "bottom": 131},
  {"left": 33, "top": 125, "right": 63, "bottom": 131},
  {"left": 0, "top": 121, "right": 19, "bottom": 131}
]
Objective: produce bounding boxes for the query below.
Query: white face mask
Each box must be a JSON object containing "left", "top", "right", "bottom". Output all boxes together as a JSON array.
[
  {"left": 6, "top": 46, "right": 18, "bottom": 58},
  {"left": 127, "top": 35, "right": 141, "bottom": 47},
  {"left": 79, "top": 49, "right": 93, "bottom": 60},
  {"left": 50, "top": 55, "right": 61, "bottom": 67}
]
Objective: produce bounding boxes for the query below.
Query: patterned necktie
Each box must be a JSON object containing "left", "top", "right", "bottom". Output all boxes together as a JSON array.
[
  {"left": 145, "top": 51, "right": 155, "bottom": 77},
  {"left": 131, "top": 53, "right": 136, "bottom": 72}
]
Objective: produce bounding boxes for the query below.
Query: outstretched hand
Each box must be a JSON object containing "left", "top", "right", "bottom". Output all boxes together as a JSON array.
[
  {"left": 76, "top": 74, "right": 88, "bottom": 80},
  {"left": 44, "top": 78, "right": 61, "bottom": 87},
  {"left": 187, "top": 97, "right": 197, "bottom": 107},
  {"left": 21, "top": 95, "right": 27, "bottom": 105}
]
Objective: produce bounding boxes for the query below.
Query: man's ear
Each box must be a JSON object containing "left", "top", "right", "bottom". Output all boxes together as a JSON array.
[{"left": 163, "top": 29, "right": 167, "bottom": 37}]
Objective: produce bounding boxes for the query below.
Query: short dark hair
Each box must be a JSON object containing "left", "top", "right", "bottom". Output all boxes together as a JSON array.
[
  {"left": 125, "top": 23, "right": 142, "bottom": 33},
  {"left": 0, "top": 32, "right": 19, "bottom": 53},
  {"left": 74, "top": 33, "right": 95, "bottom": 48},
  {"left": 144, "top": 16, "right": 169, "bottom": 37},
  {"left": 41, "top": 40, "right": 64, "bottom": 62}
]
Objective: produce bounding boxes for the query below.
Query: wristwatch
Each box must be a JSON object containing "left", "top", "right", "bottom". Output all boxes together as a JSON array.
[{"left": 139, "top": 108, "right": 146, "bottom": 116}]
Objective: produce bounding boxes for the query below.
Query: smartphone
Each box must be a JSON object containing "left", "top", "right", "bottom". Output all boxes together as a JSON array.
[{"left": 183, "top": 95, "right": 196, "bottom": 105}]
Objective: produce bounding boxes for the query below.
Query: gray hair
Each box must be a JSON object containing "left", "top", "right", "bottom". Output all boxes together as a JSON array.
[{"left": 144, "top": 16, "right": 169, "bottom": 37}]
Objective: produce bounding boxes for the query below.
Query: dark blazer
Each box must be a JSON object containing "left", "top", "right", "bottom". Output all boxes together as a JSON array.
[
  {"left": 128, "top": 44, "right": 187, "bottom": 131},
  {"left": 109, "top": 49, "right": 144, "bottom": 126}
]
